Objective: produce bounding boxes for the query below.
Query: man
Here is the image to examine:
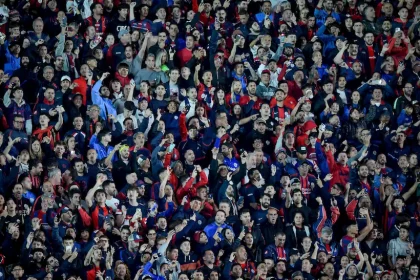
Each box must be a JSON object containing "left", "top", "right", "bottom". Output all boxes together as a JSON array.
[
  {"left": 199, "top": 250, "right": 220, "bottom": 278},
  {"left": 107, "top": 3, "right": 130, "bottom": 40},
  {"left": 84, "top": 3, "right": 108, "bottom": 35},
  {"left": 32, "top": 108, "right": 65, "bottom": 149},
  {"left": 34, "top": 87, "right": 68, "bottom": 127},
  {"left": 89, "top": 129, "right": 116, "bottom": 161},
  {"left": 256, "top": 69, "right": 276, "bottom": 100},
  {"left": 133, "top": 53, "right": 168, "bottom": 87},
  {"left": 4, "top": 114, "right": 28, "bottom": 152},
  {"left": 178, "top": 238, "right": 199, "bottom": 272},
  {"left": 204, "top": 210, "right": 233, "bottom": 242},
  {"left": 261, "top": 207, "right": 284, "bottom": 244},
  {"left": 264, "top": 232, "right": 288, "bottom": 261}
]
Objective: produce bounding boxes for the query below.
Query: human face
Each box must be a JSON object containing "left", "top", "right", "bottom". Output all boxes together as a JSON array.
[{"left": 13, "top": 116, "right": 25, "bottom": 130}]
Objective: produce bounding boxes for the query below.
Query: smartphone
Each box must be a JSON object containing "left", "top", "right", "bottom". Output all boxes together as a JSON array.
[
  {"left": 65, "top": 245, "right": 72, "bottom": 253},
  {"left": 395, "top": 27, "right": 401, "bottom": 32},
  {"left": 104, "top": 215, "right": 112, "bottom": 223},
  {"left": 168, "top": 143, "right": 175, "bottom": 152},
  {"left": 208, "top": 194, "right": 213, "bottom": 199},
  {"left": 237, "top": 196, "right": 244, "bottom": 205},
  {"left": 149, "top": 203, "right": 157, "bottom": 212},
  {"left": 62, "top": 17, "right": 67, "bottom": 27}
]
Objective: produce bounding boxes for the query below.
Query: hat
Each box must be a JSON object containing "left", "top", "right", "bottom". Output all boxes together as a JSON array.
[
  {"left": 128, "top": 232, "right": 142, "bottom": 243},
  {"left": 9, "top": 10, "right": 20, "bottom": 19},
  {"left": 137, "top": 154, "right": 147, "bottom": 166},
  {"left": 302, "top": 120, "right": 317, "bottom": 132},
  {"left": 294, "top": 54, "right": 305, "bottom": 61},
  {"left": 255, "top": 118, "right": 266, "bottom": 124},
  {"left": 232, "top": 29, "right": 244, "bottom": 39},
  {"left": 296, "top": 146, "right": 307, "bottom": 154},
  {"left": 134, "top": 180, "right": 146, "bottom": 188},
  {"left": 61, "top": 75, "right": 71, "bottom": 82},
  {"left": 335, "top": 36, "right": 346, "bottom": 42},
  {"left": 325, "top": 124, "right": 334, "bottom": 131},
  {"left": 72, "top": 93, "right": 83, "bottom": 100},
  {"left": 276, "top": 147, "right": 287, "bottom": 155},
  {"left": 180, "top": 237, "right": 191, "bottom": 245},
  {"left": 289, "top": 248, "right": 300, "bottom": 256},
  {"left": 118, "top": 29, "right": 130, "bottom": 39},
  {"left": 290, "top": 177, "right": 301, "bottom": 185},
  {"left": 124, "top": 101, "right": 136, "bottom": 111},
  {"left": 284, "top": 43, "right": 294, "bottom": 48},
  {"left": 60, "top": 207, "right": 71, "bottom": 214},
  {"left": 261, "top": 69, "right": 270, "bottom": 75}
]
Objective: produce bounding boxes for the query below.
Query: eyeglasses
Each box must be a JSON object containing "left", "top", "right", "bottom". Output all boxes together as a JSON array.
[
  {"left": 148, "top": 233, "right": 156, "bottom": 236},
  {"left": 14, "top": 120, "right": 24, "bottom": 123},
  {"left": 12, "top": 268, "right": 23, "bottom": 272},
  {"left": 361, "top": 133, "right": 370, "bottom": 137}
]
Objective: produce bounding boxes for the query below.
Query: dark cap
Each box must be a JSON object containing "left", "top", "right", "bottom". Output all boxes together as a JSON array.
[
  {"left": 124, "top": 101, "right": 136, "bottom": 111},
  {"left": 296, "top": 146, "right": 307, "bottom": 154},
  {"left": 290, "top": 177, "right": 301, "bottom": 185},
  {"left": 255, "top": 118, "right": 266, "bottom": 124}
]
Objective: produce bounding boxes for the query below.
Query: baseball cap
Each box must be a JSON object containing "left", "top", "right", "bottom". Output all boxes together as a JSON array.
[
  {"left": 325, "top": 124, "right": 334, "bottom": 131},
  {"left": 290, "top": 177, "right": 301, "bottom": 185},
  {"left": 261, "top": 69, "right": 270, "bottom": 75},
  {"left": 128, "top": 232, "right": 142, "bottom": 243},
  {"left": 289, "top": 248, "right": 300, "bottom": 256},
  {"left": 284, "top": 43, "right": 294, "bottom": 48},
  {"left": 60, "top": 207, "right": 71, "bottom": 214},
  {"left": 61, "top": 75, "right": 71, "bottom": 82},
  {"left": 118, "top": 29, "right": 130, "bottom": 39},
  {"left": 335, "top": 36, "right": 346, "bottom": 42},
  {"left": 296, "top": 146, "right": 307, "bottom": 154},
  {"left": 276, "top": 147, "right": 287, "bottom": 155},
  {"left": 255, "top": 118, "right": 266, "bottom": 124}
]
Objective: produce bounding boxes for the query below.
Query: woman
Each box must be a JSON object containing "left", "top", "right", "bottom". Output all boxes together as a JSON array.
[
  {"left": 219, "top": 228, "right": 242, "bottom": 261},
  {"left": 114, "top": 261, "right": 131, "bottom": 280},
  {"left": 29, "top": 137, "right": 44, "bottom": 161},
  {"left": 285, "top": 210, "right": 312, "bottom": 250},
  {"left": 155, "top": 49, "right": 173, "bottom": 74},
  {"left": 243, "top": 232, "right": 262, "bottom": 263},
  {"left": 212, "top": 88, "right": 230, "bottom": 114},
  {"left": 227, "top": 80, "right": 244, "bottom": 105},
  {"left": 0, "top": 194, "right": 6, "bottom": 217},
  {"left": 64, "top": 135, "right": 82, "bottom": 161},
  {"left": 194, "top": 102, "right": 210, "bottom": 128}
]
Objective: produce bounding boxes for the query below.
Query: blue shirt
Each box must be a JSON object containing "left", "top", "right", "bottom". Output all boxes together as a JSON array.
[{"left": 89, "top": 134, "right": 116, "bottom": 161}]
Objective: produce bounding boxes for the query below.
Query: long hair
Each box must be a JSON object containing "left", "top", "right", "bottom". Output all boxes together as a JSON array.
[
  {"left": 113, "top": 261, "right": 131, "bottom": 280},
  {"left": 155, "top": 49, "right": 168, "bottom": 68},
  {"left": 29, "top": 137, "right": 44, "bottom": 161}
]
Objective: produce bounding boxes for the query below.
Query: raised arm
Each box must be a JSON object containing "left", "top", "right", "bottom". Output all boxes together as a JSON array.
[{"left": 54, "top": 106, "right": 65, "bottom": 131}]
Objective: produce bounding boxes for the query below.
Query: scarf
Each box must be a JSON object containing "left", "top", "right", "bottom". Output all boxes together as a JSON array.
[{"left": 33, "top": 126, "right": 59, "bottom": 149}]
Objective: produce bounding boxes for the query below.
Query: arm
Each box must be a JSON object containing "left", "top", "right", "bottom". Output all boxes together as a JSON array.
[
  {"left": 402, "top": 180, "right": 419, "bottom": 201},
  {"left": 3, "top": 89, "right": 11, "bottom": 107},
  {"left": 356, "top": 213, "right": 373, "bottom": 242},
  {"left": 333, "top": 45, "right": 347, "bottom": 65},
  {"left": 228, "top": 41, "right": 238, "bottom": 64},
  {"left": 54, "top": 107, "right": 64, "bottom": 131}
]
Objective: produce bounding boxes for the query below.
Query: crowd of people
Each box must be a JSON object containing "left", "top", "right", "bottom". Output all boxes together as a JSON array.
[{"left": 1, "top": 0, "right": 420, "bottom": 279}]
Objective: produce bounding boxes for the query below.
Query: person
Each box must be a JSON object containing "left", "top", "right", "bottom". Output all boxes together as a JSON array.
[{"left": 2, "top": 1, "right": 420, "bottom": 279}]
